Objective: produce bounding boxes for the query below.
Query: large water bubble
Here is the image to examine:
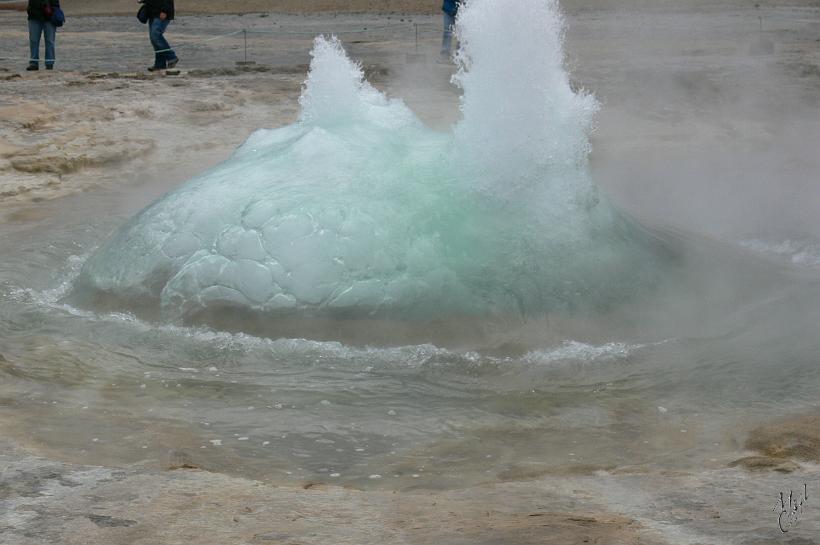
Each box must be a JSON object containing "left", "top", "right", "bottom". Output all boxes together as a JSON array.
[{"left": 72, "top": 0, "right": 668, "bottom": 333}]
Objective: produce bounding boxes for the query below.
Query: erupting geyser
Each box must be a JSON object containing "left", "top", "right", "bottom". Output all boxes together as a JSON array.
[{"left": 73, "top": 0, "right": 666, "bottom": 328}]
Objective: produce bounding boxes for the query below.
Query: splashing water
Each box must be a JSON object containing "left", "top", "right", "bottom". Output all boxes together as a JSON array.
[
  {"left": 72, "top": 0, "right": 668, "bottom": 333},
  {"left": 453, "top": 0, "right": 598, "bottom": 198}
]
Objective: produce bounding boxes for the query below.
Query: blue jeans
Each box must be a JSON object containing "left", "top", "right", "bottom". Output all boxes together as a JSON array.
[
  {"left": 441, "top": 13, "right": 456, "bottom": 56},
  {"left": 149, "top": 18, "right": 177, "bottom": 68},
  {"left": 29, "top": 19, "right": 56, "bottom": 67}
]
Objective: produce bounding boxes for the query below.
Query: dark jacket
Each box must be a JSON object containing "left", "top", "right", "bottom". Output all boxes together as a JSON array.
[
  {"left": 27, "top": 0, "right": 60, "bottom": 21},
  {"left": 143, "top": 0, "right": 174, "bottom": 21},
  {"left": 442, "top": 0, "right": 459, "bottom": 16}
]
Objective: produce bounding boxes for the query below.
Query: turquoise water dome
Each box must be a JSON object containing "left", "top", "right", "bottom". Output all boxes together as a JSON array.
[{"left": 73, "top": 0, "right": 666, "bottom": 329}]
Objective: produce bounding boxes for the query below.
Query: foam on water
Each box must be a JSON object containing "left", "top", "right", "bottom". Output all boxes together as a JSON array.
[
  {"left": 740, "top": 237, "right": 820, "bottom": 268},
  {"left": 10, "top": 253, "right": 650, "bottom": 371},
  {"left": 71, "top": 0, "right": 667, "bottom": 332}
]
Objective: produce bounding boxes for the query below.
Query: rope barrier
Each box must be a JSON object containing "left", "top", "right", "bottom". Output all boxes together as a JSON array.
[
  {"left": 0, "top": 22, "right": 450, "bottom": 66},
  {"left": 242, "top": 23, "right": 414, "bottom": 36},
  {"left": 150, "top": 28, "right": 245, "bottom": 55},
  {"left": 0, "top": 27, "right": 246, "bottom": 63}
]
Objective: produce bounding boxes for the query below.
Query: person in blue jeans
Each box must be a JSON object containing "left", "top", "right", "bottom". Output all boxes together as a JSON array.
[
  {"left": 440, "top": 0, "right": 463, "bottom": 60},
  {"left": 140, "top": 0, "right": 178, "bottom": 71},
  {"left": 27, "top": 0, "right": 59, "bottom": 70}
]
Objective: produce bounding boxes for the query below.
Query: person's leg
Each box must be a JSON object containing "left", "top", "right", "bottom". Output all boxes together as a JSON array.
[
  {"left": 163, "top": 21, "right": 178, "bottom": 67},
  {"left": 440, "top": 13, "right": 456, "bottom": 57},
  {"left": 43, "top": 21, "right": 56, "bottom": 69},
  {"left": 149, "top": 19, "right": 176, "bottom": 68},
  {"left": 28, "top": 19, "right": 43, "bottom": 68},
  {"left": 161, "top": 20, "right": 178, "bottom": 67},
  {"left": 148, "top": 19, "right": 163, "bottom": 68}
]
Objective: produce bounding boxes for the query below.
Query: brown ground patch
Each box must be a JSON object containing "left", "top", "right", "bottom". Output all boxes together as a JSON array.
[
  {"left": 9, "top": 134, "right": 154, "bottom": 175},
  {"left": 389, "top": 506, "right": 659, "bottom": 545},
  {"left": 730, "top": 412, "right": 820, "bottom": 472},
  {"left": 727, "top": 455, "right": 800, "bottom": 473},
  {"left": 31, "top": 464, "right": 664, "bottom": 545},
  {"left": 745, "top": 413, "right": 820, "bottom": 462}
]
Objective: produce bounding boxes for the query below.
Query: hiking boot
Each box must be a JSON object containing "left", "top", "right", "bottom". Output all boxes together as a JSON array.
[{"left": 26, "top": 64, "right": 38, "bottom": 71}]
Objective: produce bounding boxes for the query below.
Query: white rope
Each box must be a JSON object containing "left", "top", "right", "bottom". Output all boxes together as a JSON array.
[
  {"left": 0, "top": 28, "right": 245, "bottom": 63},
  {"left": 0, "top": 23, "right": 447, "bottom": 65}
]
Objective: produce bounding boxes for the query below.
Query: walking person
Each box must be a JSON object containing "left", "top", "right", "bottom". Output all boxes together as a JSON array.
[
  {"left": 27, "top": 0, "right": 60, "bottom": 71},
  {"left": 140, "top": 0, "right": 178, "bottom": 71}
]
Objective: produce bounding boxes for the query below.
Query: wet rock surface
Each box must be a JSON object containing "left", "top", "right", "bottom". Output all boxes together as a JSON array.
[
  {"left": 0, "top": 440, "right": 664, "bottom": 545},
  {"left": 0, "top": 68, "right": 306, "bottom": 203},
  {"left": 2, "top": 436, "right": 819, "bottom": 545}
]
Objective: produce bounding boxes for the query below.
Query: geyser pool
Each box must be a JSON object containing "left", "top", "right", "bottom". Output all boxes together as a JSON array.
[
  {"left": 4, "top": 5, "right": 820, "bottom": 540},
  {"left": 72, "top": 0, "right": 668, "bottom": 333}
]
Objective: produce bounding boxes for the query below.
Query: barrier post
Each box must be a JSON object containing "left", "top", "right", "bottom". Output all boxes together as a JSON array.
[
  {"left": 237, "top": 29, "right": 256, "bottom": 66},
  {"left": 405, "top": 22, "right": 424, "bottom": 64}
]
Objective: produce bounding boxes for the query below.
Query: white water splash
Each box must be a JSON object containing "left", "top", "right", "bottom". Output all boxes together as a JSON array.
[{"left": 71, "top": 0, "right": 666, "bottom": 331}]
